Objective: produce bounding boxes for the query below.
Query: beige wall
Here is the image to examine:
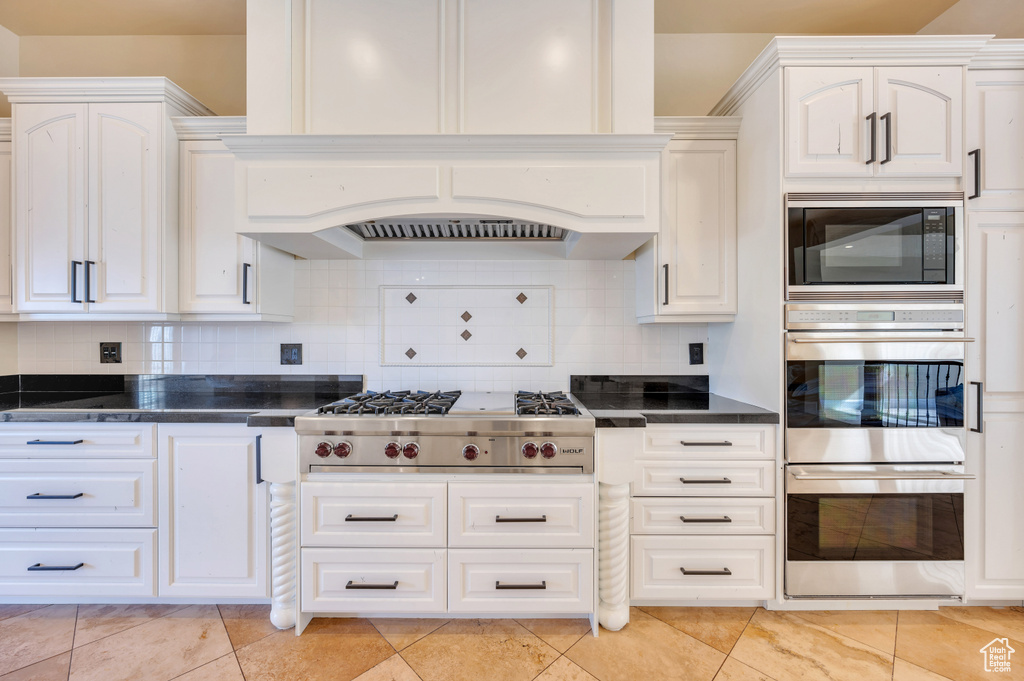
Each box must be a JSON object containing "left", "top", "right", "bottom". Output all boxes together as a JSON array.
[
  {"left": 655, "top": 33, "right": 774, "bottom": 116},
  {"left": 19, "top": 35, "right": 245, "bottom": 115},
  {"left": 0, "top": 24, "right": 19, "bottom": 117},
  {"left": 919, "top": 0, "right": 1024, "bottom": 38}
]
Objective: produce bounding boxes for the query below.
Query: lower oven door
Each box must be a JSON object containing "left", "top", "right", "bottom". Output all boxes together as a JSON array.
[{"left": 785, "top": 464, "right": 971, "bottom": 598}]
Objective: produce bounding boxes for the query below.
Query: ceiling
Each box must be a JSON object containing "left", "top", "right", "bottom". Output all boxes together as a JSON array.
[{"left": 0, "top": 0, "right": 245, "bottom": 36}]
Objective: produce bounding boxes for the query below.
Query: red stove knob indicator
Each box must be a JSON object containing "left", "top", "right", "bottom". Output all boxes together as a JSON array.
[
  {"left": 384, "top": 442, "right": 401, "bottom": 459},
  {"left": 541, "top": 442, "right": 557, "bottom": 459},
  {"left": 333, "top": 441, "right": 352, "bottom": 458},
  {"left": 462, "top": 444, "right": 480, "bottom": 461},
  {"left": 521, "top": 442, "right": 539, "bottom": 459},
  {"left": 403, "top": 443, "right": 420, "bottom": 459},
  {"left": 315, "top": 441, "right": 333, "bottom": 458}
]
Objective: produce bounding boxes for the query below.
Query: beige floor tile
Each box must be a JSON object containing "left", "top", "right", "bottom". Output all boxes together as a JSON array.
[
  {"left": 400, "top": 619, "right": 559, "bottom": 681},
  {"left": 515, "top": 619, "right": 593, "bottom": 653},
  {"left": 0, "top": 605, "right": 77, "bottom": 677},
  {"left": 895, "top": 610, "right": 1024, "bottom": 681},
  {"left": 789, "top": 610, "right": 898, "bottom": 654},
  {"left": 218, "top": 604, "right": 281, "bottom": 650},
  {"left": 730, "top": 609, "right": 893, "bottom": 681},
  {"left": 369, "top": 618, "right": 449, "bottom": 651},
  {"left": 68, "top": 604, "right": 232, "bottom": 681},
  {"left": 533, "top": 656, "right": 599, "bottom": 681},
  {"left": 173, "top": 653, "right": 245, "bottom": 681},
  {"left": 934, "top": 605, "right": 1024, "bottom": 642},
  {"left": 0, "top": 652, "right": 71, "bottom": 681},
  {"left": 892, "top": 658, "right": 953, "bottom": 681},
  {"left": 0, "top": 606, "right": 46, "bottom": 623},
  {"left": 74, "top": 604, "right": 189, "bottom": 648},
  {"left": 564, "top": 608, "right": 725, "bottom": 681},
  {"left": 236, "top": 618, "right": 394, "bottom": 681},
  {"left": 638, "top": 606, "right": 755, "bottom": 654},
  {"left": 352, "top": 654, "right": 422, "bottom": 681},
  {"left": 714, "top": 658, "right": 776, "bottom": 681}
]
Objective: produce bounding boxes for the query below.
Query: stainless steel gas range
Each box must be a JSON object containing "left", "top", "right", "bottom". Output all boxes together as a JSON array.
[{"left": 294, "top": 390, "right": 596, "bottom": 474}]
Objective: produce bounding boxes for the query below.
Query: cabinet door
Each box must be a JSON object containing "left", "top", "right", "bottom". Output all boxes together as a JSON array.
[
  {"left": 966, "top": 69, "right": 1024, "bottom": 210},
  {"left": 875, "top": 67, "right": 963, "bottom": 177},
  {"left": 87, "top": 103, "right": 164, "bottom": 313},
  {"left": 0, "top": 141, "right": 11, "bottom": 313},
  {"left": 660, "top": 140, "right": 736, "bottom": 315},
  {"left": 13, "top": 103, "right": 88, "bottom": 312},
  {"left": 785, "top": 66, "right": 874, "bottom": 177},
  {"left": 179, "top": 140, "right": 255, "bottom": 313},
  {"left": 158, "top": 425, "right": 268, "bottom": 598}
]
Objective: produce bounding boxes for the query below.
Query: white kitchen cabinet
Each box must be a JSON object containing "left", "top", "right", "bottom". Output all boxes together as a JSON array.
[
  {"left": 966, "top": 69, "right": 1024, "bottom": 210},
  {"left": 175, "top": 118, "right": 293, "bottom": 320},
  {"left": 158, "top": 424, "right": 268, "bottom": 599},
  {"left": 0, "top": 123, "right": 13, "bottom": 315},
  {"left": 785, "top": 66, "right": 963, "bottom": 178}
]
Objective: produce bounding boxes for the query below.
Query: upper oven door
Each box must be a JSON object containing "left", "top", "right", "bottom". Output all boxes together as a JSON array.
[{"left": 786, "top": 333, "right": 967, "bottom": 463}]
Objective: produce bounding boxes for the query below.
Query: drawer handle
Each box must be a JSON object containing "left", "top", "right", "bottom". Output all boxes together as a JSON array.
[
  {"left": 680, "top": 515, "right": 732, "bottom": 523},
  {"left": 346, "top": 580, "right": 399, "bottom": 590},
  {"left": 27, "top": 440, "right": 84, "bottom": 446},
  {"left": 679, "top": 477, "right": 732, "bottom": 484},
  {"left": 495, "top": 580, "right": 547, "bottom": 590},
  {"left": 27, "top": 493, "right": 85, "bottom": 500},
  {"left": 344, "top": 514, "right": 398, "bottom": 522},
  {"left": 680, "top": 441, "right": 733, "bottom": 447},
  {"left": 495, "top": 515, "right": 547, "bottom": 523},
  {"left": 28, "top": 562, "right": 85, "bottom": 572},
  {"left": 680, "top": 567, "right": 732, "bottom": 576}
]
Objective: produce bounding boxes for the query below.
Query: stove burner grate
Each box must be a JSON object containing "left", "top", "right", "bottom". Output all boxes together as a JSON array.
[
  {"left": 515, "top": 391, "right": 581, "bottom": 416},
  {"left": 318, "top": 390, "right": 462, "bottom": 415}
]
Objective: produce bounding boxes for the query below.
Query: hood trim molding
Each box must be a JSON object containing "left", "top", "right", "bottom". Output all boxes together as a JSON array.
[{"left": 221, "top": 134, "right": 672, "bottom": 155}]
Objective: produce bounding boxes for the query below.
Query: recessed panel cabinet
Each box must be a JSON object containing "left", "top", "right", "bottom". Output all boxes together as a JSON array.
[
  {"left": 966, "top": 69, "right": 1024, "bottom": 210},
  {"left": 0, "top": 130, "right": 12, "bottom": 314}
]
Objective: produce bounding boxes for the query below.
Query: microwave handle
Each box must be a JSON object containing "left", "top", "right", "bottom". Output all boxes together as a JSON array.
[
  {"left": 865, "top": 112, "right": 877, "bottom": 165},
  {"left": 789, "top": 337, "right": 974, "bottom": 344}
]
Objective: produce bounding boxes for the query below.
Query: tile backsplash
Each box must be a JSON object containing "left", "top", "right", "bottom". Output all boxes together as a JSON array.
[{"left": 16, "top": 259, "right": 708, "bottom": 392}]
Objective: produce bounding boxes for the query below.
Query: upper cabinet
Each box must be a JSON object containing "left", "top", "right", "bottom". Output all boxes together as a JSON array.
[
  {"left": 0, "top": 121, "right": 12, "bottom": 316},
  {"left": 0, "top": 78, "right": 214, "bottom": 318},
  {"left": 966, "top": 67, "right": 1024, "bottom": 210},
  {"left": 786, "top": 66, "right": 963, "bottom": 178}
]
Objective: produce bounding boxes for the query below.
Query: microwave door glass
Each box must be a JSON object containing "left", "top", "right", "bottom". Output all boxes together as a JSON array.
[{"left": 804, "top": 208, "right": 924, "bottom": 284}]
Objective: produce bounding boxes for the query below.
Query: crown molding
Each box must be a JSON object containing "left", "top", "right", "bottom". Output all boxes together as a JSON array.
[
  {"left": 221, "top": 134, "right": 674, "bottom": 155},
  {"left": 654, "top": 116, "right": 742, "bottom": 139},
  {"left": 0, "top": 119, "right": 10, "bottom": 142},
  {"left": 969, "top": 39, "right": 1024, "bottom": 69},
  {"left": 173, "top": 116, "right": 247, "bottom": 140},
  {"left": 710, "top": 35, "right": 994, "bottom": 116},
  {"left": 0, "top": 77, "right": 215, "bottom": 116}
]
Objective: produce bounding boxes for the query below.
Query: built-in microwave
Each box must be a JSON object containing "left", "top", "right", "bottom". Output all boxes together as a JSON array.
[{"left": 787, "top": 193, "right": 964, "bottom": 302}]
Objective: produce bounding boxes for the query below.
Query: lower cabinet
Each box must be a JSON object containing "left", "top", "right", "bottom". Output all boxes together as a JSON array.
[{"left": 302, "top": 548, "right": 447, "bottom": 613}]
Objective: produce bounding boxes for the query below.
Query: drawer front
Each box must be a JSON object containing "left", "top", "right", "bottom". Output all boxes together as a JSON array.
[
  {"left": 644, "top": 425, "right": 774, "bottom": 460},
  {"left": 0, "top": 424, "right": 156, "bottom": 459},
  {"left": 448, "top": 549, "right": 593, "bottom": 614},
  {"left": 301, "top": 482, "right": 446, "bottom": 547},
  {"left": 0, "top": 528, "right": 156, "bottom": 597},
  {"left": 448, "top": 482, "right": 594, "bottom": 548},
  {"left": 301, "top": 548, "right": 446, "bottom": 613},
  {"left": 0, "top": 459, "right": 156, "bottom": 527},
  {"left": 634, "top": 461, "right": 775, "bottom": 497},
  {"left": 631, "top": 535, "right": 774, "bottom": 600},
  {"left": 631, "top": 498, "right": 775, "bottom": 535}
]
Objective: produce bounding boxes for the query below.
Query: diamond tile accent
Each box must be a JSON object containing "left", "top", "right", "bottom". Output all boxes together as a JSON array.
[
  {"left": 516, "top": 292, "right": 528, "bottom": 304},
  {"left": 461, "top": 311, "right": 472, "bottom": 322},
  {"left": 516, "top": 348, "right": 527, "bottom": 359},
  {"left": 405, "top": 348, "right": 417, "bottom": 359},
  {"left": 461, "top": 330, "right": 472, "bottom": 341},
  {"left": 406, "top": 293, "right": 417, "bottom": 304}
]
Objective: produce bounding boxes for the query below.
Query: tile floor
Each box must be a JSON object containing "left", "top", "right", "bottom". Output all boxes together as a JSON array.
[{"left": 0, "top": 604, "right": 1022, "bottom": 681}]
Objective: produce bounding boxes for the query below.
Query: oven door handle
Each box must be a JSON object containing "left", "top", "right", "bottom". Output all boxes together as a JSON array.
[
  {"left": 790, "top": 472, "right": 976, "bottom": 481},
  {"left": 789, "top": 337, "right": 974, "bottom": 344}
]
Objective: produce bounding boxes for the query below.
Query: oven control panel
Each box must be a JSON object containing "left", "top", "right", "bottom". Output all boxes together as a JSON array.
[{"left": 786, "top": 304, "right": 964, "bottom": 330}]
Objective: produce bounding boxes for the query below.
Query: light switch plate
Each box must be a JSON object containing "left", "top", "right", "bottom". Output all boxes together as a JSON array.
[{"left": 99, "top": 342, "right": 122, "bottom": 364}]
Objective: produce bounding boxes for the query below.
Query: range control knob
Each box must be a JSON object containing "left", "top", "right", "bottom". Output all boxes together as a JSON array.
[
  {"left": 462, "top": 444, "right": 480, "bottom": 461},
  {"left": 315, "top": 441, "right": 333, "bottom": 458},
  {"left": 521, "top": 442, "right": 539, "bottom": 459},
  {"left": 384, "top": 441, "right": 401, "bottom": 459},
  {"left": 541, "top": 442, "right": 557, "bottom": 459},
  {"left": 333, "top": 441, "right": 352, "bottom": 458},
  {"left": 403, "top": 443, "right": 420, "bottom": 459}
]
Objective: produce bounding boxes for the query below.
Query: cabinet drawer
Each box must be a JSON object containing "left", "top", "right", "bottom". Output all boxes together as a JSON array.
[
  {"left": 448, "top": 549, "right": 593, "bottom": 614},
  {"left": 448, "top": 482, "right": 594, "bottom": 548},
  {"left": 634, "top": 461, "right": 775, "bottom": 497},
  {"left": 631, "top": 535, "right": 774, "bottom": 600},
  {"left": 301, "top": 482, "right": 446, "bottom": 547},
  {"left": 644, "top": 425, "right": 774, "bottom": 459},
  {"left": 0, "top": 528, "right": 156, "bottom": 597},
  {"left": 631, "top": 498, "right": 775, "bottom": 535},
  {"left": 0, "top": 424, "right": 156, "bottom": 459},
  {"left": 0, "top": 459, "right": 156, "bottom": 527},
  {"left": 301, "top": 548, "right": 446, "bottom": 613}
]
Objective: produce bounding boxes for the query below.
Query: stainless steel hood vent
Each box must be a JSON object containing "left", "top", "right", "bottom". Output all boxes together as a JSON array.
[{"left": 349, "top": 219, "right": 564, "bottom": 240}]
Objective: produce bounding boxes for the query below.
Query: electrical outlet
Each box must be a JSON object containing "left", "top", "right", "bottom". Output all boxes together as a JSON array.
[
  {"left": 99, "top": 342, "right": 122, "bottom": 364},
  {"left": 280, "top": 343, "right": 302, "bottom": 365},
  {"left": 688, "top": 343, "right": 704, "bottom": 365}
]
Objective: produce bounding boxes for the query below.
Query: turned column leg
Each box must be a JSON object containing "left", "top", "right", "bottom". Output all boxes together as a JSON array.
[
  {"left": 598, "top": 481, "right": 630, "bottom": 631},
  {"left": 269, "top": 481, "right": 297, "bottom": 629}
]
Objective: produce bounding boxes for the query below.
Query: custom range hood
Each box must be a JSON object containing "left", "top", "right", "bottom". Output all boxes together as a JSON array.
[{"left": 221, "top": 133, "right": 670, "bottom": 260}]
